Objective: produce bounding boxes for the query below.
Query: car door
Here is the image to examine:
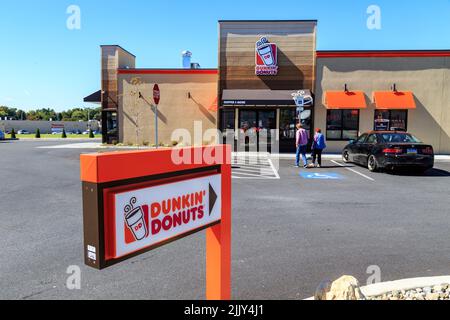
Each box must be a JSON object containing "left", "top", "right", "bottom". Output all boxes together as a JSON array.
[
  {"left": 352, "top": 134, "right": 368, "bottom": 164},
  {"left": 361, "top": 134, "right": 378, "bottom": 165}
]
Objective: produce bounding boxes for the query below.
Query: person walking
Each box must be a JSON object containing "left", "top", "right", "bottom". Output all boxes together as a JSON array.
[
  {"left": 295, "top": 123, "right": 309, "bottom": 168},
  {"left": 311, "top": 128, "right": 327, "bottom": 168}
]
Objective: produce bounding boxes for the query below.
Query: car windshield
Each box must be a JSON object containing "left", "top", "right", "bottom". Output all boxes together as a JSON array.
[{"left": 381, "top": 133, "right": 422, "bottom": 143}]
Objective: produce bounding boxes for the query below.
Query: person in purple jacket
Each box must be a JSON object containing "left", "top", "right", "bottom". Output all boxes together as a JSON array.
[{"left": 295, "top": 123, "right": 309, "bottom": 168}]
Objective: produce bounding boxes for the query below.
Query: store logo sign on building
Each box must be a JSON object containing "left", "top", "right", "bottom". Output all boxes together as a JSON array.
[
  {"left": 255, "top": 37, "right": 278, "bottom": 76},
  {"left": 114, "top": 175, "right": 222, "bottom": 258}
]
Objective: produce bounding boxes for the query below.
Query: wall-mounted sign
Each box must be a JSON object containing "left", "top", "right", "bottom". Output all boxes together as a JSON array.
[
  {"left": 255, "top": 37, "right": 278, "bottom": 76},
  {"left": 81, "top": 146, "right": 232, "bottom": 300}
]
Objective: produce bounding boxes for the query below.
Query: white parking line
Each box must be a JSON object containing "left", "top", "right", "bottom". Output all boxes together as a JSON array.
[
  {"left": 268, "top": 158, "right": 281, "bottom": 180},
  {"left": 331, "top": 160, "right": 375, "bottom": 182}
]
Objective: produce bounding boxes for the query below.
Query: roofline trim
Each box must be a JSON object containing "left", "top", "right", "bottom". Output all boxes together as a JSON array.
[
  {"left": 117, "top": 69, "right": 218, "bottom": 75},
  {"left": 219, "top": 19, "right": 318, "bottom": 23},
  {"left": 100, "top": 45, "right": 136, "bottom": 57},
  {"left": 317, "top": 50, "right": 450, "bottom": 58}
]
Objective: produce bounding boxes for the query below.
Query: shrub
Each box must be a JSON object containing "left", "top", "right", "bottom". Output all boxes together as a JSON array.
[
  {"left": 89, "top": 129, "right": 95, "bottom": 139},
  {"left": 35, "top": 129, "right": 41, "bottom": 139},
  {"left": 62, "top": 129, "right": 67, "bottom": 139},
  {"left": 11, "top": 128, "right": 16, "bottom": 139}
]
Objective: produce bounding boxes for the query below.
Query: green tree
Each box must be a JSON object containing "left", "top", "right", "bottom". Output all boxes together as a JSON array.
[
  {"left": 71, "top": 109, "right": 86, "bottom": 121},
  {"left": 35, "top": 128, "right": 41, "bottom": 139},
  {"left": 62, "top": 129, "right": 67, "bottom": 139},
  {"left": 26, "top": 111, "right": 39, "bottom": 120},
  {"left": 0, "top": 106, "right": 9, "bottom": 119},
  {"left": 16, "top": 110, "right": 27, "bottom": 120}
]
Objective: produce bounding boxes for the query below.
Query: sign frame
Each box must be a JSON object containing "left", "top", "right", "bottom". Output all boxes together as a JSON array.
[{"left": 81, "top": 145, "right": 232, "bottom": 300}]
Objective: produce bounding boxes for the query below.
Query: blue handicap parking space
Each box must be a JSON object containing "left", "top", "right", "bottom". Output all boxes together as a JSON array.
[{"left": 299, "top": 172, "right": 344, "bottom": 180}]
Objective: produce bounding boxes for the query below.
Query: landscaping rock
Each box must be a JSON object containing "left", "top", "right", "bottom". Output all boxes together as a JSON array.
[
  {"left": 324, "top": 276, "right": 366, "bottom": 300},
  {"left": 426, "top": 293, "right": 440, "bottom": 300},
  {"left": 314, "top": 280, "right": 332, "bottom": 300}
]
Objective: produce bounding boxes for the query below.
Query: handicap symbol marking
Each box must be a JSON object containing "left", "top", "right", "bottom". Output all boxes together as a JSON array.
[{"left": 300, "top": 172, "right": 344, "bottom": 180}]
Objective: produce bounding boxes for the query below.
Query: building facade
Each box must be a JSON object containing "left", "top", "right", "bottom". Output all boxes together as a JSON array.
[
  {"left": 218, "top": 20, "right": 317, "bottom": 153},
  {"left": 315, "top": 51, "right": 450, "bottom": 153},
  {"left": 86, "top": 20, "right": 450, "bottom": 154}
]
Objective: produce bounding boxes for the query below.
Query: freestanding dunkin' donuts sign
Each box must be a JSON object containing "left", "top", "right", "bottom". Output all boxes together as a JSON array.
[{"left": 81, "top": 145, "right": 232, "bottom": 300}]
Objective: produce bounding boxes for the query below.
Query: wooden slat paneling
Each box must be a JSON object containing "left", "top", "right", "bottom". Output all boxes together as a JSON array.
[{"left": 219, "top": 21, "right": 317, "bottom": 92}]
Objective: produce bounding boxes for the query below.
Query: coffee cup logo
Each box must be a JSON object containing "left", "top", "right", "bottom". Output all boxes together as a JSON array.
[
  {"left": 255, "top": 37, "right": 278, "bottom": 76},
  {"left": 124, "top": 197, "right": 148, "bottom": 241},
  {"left": 256, "top": 37, "right": 276, "bottom": 66}
]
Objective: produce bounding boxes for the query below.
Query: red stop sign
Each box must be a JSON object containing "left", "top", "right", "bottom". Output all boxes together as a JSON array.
[{"left": 153, "top": 84, "right": 160, "bottom": 105}]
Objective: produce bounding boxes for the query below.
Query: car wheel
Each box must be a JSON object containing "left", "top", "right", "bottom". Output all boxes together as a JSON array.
[
  {"left": 367, "top": 155, "right": 378, "bottom": 172},
  {"left": 343, "top": 150, "right": 350, "bottom": 163}
]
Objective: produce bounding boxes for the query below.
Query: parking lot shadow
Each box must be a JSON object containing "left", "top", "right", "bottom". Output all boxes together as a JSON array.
[
  {"left": 319, "top": 165, "right": 356, "bottom": 169},
  {"left": 389, "top": 168, "right": 450, "bottom": 177}
]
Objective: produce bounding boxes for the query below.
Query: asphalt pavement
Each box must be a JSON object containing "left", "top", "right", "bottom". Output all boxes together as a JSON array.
[{"left": 1, "top": 140, "right": 449, "bottom": 300}]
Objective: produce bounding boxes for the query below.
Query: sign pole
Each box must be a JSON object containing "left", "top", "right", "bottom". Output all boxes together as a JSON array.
[
  {"left": 206, "top": 162, "right": 232, "bottom": 300},
  {"left": 155, "top": 104, "right": 158, "bottom": 149},
  {"left": 153, "top": 84, "right": 161, "bottom": 149}
]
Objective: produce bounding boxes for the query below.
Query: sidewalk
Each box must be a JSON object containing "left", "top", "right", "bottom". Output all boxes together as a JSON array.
[
  {"left": 270, "top": 153, "right": 450, "bottom": 161},
  {"left": 34, "top": 142, "right": 450, "bottom": 162}
]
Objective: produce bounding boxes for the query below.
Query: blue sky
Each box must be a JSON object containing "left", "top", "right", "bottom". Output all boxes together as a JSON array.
[{"left": 0, "top": 0, "right": 449, "bottom": 111}]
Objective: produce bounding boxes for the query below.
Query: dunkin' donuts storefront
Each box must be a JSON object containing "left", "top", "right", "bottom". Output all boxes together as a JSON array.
[
  {"left": 218, "top": 20, "right": 317, "bottom": 153},
  {"left": 87, "top": 20, "right": 450, "bottom": 154}
]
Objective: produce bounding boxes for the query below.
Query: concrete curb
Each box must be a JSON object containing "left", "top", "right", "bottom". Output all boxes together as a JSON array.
[
  {"left": 304, "top": 276, "right": 450, "bottom": 300},
  {"left": 360, "top": 276, "right": 450, "bottom": 297},
  {"left": 271, "top": 153, "right": 450, "bottom": 161},
  {"left": 29, "top": 142, "right": 450, "bottom": 162}
]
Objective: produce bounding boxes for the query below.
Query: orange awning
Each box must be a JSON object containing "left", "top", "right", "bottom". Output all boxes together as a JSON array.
[
  {"left": 373, "top": 91, "right": 416, "bottom": 109},
  {"left": 324, "top": 91, "right": 367, "bottom": 109}
]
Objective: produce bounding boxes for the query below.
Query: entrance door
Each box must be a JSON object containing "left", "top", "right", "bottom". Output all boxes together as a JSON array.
[
  {"left": 279, "top": 108, "right": 313, "bottom": 153},
  {"left": 238, "top": 110, "right": 276, "bottom": 152},
  {"left": 103, "top": 111, "right": 119, "bottom": 145}
]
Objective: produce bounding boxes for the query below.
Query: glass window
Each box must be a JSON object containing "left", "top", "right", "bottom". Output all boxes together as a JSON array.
[
  {"left": 326, "top": 110, "right": 343, "bottom": 140},
  {"left": 221, "top": 109, "right": 235, "bottom": 131},
  {"left": 381, "top": 133, "right": 422, "bottom": 143},
  {"left": 356, "top": 133, "right": 368, "bottom": 144},
  {"left": 327, "top": 109, "right": 359, "bottom": 140},
  {"left": 279, "top": 109, "right": 297, "bottom": 140},
  {"left": 390, "top": 110, "right": 408, "bottom": 131},
  {"left": 220, "top": 109, "right": 236, "bottom": 145},
  {"left": 374, "top": 110, "right": 408, "bottom": 131},
  {"left": 366, "top": 134, "right": 378, "bottom": 144}
]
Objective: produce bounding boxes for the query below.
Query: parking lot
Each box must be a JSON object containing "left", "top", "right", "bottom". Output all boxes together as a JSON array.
[{"left": 1, "top": 140, "right": 450, "bottom": 300}]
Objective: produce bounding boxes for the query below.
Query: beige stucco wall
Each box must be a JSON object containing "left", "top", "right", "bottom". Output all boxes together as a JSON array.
[
  {"left": 118, "top": 72, "right": 218, "bottom": 146},
  {"left": 315, "top": 56, "right": 450, "bottom": 154}
]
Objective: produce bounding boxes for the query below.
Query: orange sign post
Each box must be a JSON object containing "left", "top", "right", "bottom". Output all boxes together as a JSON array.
[{"left": 80, "top": 145, "right": 232, "bottom": 300}]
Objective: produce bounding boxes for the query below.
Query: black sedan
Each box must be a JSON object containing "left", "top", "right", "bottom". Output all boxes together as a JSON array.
[{"left": 342, "top": 131, "right": 434, "bottom": 172}]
